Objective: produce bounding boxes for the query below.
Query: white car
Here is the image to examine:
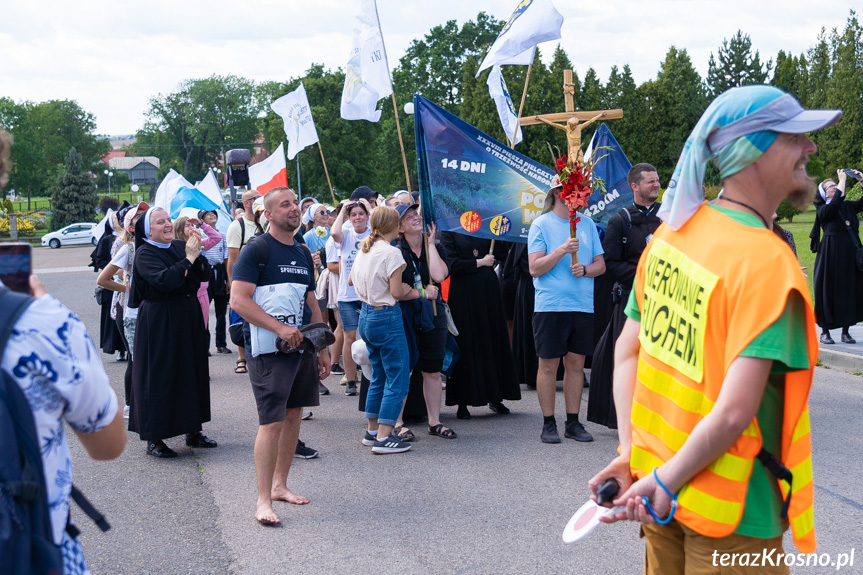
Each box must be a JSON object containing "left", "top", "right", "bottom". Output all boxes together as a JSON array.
[{"left": 41, "top": 222, "right": 98, "bottom": 249}]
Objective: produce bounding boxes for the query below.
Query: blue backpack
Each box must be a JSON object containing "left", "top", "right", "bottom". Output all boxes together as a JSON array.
[{"left": 0, "top": 287, "right": 63, "bottom": 574}]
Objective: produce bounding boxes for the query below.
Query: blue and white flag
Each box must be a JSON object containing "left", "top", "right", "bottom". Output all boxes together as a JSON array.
[
  {"left": 487, "top": 65, "right": 523, "bottom": 147},
  {"left": 340, "top": 0, "right": 393, "bottom": 122},
  {"left": 476, "top": 0, "right": 564, "bottom": 77}
]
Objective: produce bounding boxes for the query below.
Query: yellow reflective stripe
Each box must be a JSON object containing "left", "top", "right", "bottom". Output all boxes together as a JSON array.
[
  {"left": 789, "top": 457, "right": 813, "bottom": 495},
  {"left": 706, "top": 452, "right": 752, "bottom": 483},
  {"left": 638, "top": 359, "right": 712, "bottom": 415},
  {"left": 792, "top": 410, "right": 811, "bottom": 443},
  {"left": 678, "top": 484, "right": 741, "bottom": 526},
  {"left": 790, "top": 506, "right": 815, "bottom": 538},
  {"left": 631, "top": 401, "right": 688, "bottom": 452},
  {"left": 630, "top": 445, "right": 664, "bottom": 474},
  {"left": 741, "top": 420, "right": 759, "bottom": 438}
]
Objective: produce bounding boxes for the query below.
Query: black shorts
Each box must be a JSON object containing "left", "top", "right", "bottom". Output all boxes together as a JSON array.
[
  {"left": 532, "top": 311, "right": 594, "bottom": 359},
  {"left": 248, "top": 351, "right": 320, "bottom": 425}
]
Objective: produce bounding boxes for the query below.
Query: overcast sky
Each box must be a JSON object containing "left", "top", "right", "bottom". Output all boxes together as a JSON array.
[{"left": 1, "top": 0, "right": 855, "bottom": 135}]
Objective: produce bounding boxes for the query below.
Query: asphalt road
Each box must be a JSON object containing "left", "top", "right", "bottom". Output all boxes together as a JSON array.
[{"left": 31, "top": 244, "right": 863, "bottom": 574}]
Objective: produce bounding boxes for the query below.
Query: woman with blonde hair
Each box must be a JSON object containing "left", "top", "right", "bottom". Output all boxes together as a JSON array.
[
  {"left": 349, "top": 206, "right": 414, "bottom": 454},
  {"left": 173, "top": 215, "right": 222, "bottom": 334}
]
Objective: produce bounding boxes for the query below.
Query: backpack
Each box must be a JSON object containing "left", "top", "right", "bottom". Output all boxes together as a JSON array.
[
  {"left": 0, "top": 288, "right": 63, "bottom": 574},
  {"left": 0, "top": 288, "right": 112, "bottom": 575}
]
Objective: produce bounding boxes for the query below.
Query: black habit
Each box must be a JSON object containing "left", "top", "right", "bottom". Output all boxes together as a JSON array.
[
  {"left": 129, "top": 237, "right": 211, "bottom": 441},
  {"left": 811, "top": 193, "right": 863, "bottom": 330},
  {"left": 588, "top": 202, "right": 661, "bottom": 429},
  {"left": 440, "top": 232, "right": 520, "bottom": 407},
  {"left": 91, "top": 226, "right": 125, "bottom": 354}
]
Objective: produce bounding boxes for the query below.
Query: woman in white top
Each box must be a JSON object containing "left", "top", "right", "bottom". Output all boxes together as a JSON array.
[{"left": 348, "top": 206, "right": 419, "bottom": 454}]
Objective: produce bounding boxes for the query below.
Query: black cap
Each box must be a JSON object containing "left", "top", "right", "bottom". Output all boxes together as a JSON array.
[
  {"left": 198, "top": 209, "right": 216, "bottom": 220},
  {"left": 395, "top": 203, "right": 419, "bottom": 219},
  {"left": 350, "top": 185, "right": 377, "bottom": 201}
]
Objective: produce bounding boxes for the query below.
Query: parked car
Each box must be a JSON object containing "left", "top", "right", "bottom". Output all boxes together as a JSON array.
[{"left": 41, "top": 222, "right": 98, "bottom": 249}]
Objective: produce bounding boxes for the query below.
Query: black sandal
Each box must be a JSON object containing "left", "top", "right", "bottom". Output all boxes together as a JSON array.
[
  {"left": 235, "top": 359, "right": 248, "bottom": 374},
  {"left": 393, "top": 425, "right": 416, "bottom": 442},
  {"left": 428, "top": 424, "right": 457, "bottom": 439}
]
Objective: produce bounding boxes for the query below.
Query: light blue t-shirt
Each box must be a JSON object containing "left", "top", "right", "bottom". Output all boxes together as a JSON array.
[
  {"left": 303, "top": 227, "right": 330, "bottom": 252},
  {"left": 527, "top": 211, "right": 604, "bottom": 313}
]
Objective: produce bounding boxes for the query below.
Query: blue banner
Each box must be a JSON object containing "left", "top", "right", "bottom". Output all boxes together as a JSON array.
[
  {"left": 584, "top": 123, "right": 633, "bottom": 230},
  {"left": 414, "top": 95, "right": 631, "bottom": 242}
]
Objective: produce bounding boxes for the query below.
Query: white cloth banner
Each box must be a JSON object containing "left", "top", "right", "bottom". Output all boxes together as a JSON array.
[
  {"left": 272, "top": 83, "right": 320, "bottom": 160},
  {"left": 476, "top": 0, "right": 564, "bottom": 77},
  {"left": 487, "top": 65, "right": 523, "bottom": 147},
  {"left": 340, "top": 0, "right": 393, "bottom": 122}
]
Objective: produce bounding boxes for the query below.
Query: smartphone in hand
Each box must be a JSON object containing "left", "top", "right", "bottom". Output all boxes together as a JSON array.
[
  {"left": 0, "top": 243, "right": 32, "bottom": 294},
  {"left": 843, "top": 169, "right": 861, "bottom": 181}
]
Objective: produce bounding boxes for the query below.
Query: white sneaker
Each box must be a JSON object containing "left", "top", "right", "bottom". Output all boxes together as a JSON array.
[
  {"left": 123, "top": 405, "right": 130, "bottom": 419},
  {"left": 371, "top": 436, "right": 412, "bottom": 454},
  {"left": 302, "top": 410, "right": 313, "bottom": 420},
  {"left": 340, "top": 374, "right": 348, "bottom": 385}
]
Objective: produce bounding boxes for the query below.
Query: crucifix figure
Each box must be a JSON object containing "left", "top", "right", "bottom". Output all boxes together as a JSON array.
[{"left": 519, "top": 70, "right": 623, "bottom": 168}]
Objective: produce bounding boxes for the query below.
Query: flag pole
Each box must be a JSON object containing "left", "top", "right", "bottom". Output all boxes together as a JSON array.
[
  {"left": 516, "top": 57, "right": 534, "bottom": 126},
  {"left": 391, "top": 93, "right": 412, "bottom": 192},
  {"left": 317, "top": 142, "right": 337, "bottom": 204}
]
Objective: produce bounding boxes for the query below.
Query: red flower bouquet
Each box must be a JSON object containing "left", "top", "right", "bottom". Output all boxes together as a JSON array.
[{"left": 548, "top": 146, "right": 608, "bottom": 238}]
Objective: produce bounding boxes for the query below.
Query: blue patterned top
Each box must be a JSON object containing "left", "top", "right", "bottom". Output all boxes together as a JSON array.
[{"left": 1, "top": 295, "right": 118, "bottom": 545}]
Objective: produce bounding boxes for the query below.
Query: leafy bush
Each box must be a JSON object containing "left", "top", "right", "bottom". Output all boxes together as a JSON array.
[
  {"left": 99, "top": 195, "right": 119, "bottom": 214},
  {"left": 776, "top": 199, "right": 802, "bottom": 223},
  {"left": 0, "top": 217, "right": 36, "bottom": 237}
]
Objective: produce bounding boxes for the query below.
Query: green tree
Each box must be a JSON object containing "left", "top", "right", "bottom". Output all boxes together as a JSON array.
[
  {"left": 134, "top": 75, "right": 265, "bottom": 183},
  {"left": 0, "top": 99, "right": 109, "bottom": 199},
  {"left": 50, "top": 147, "right": 98, "bottom": 230},
  {"left": 820, "top": 11, "right": 863, "bottom": 172},
  {"left": 771, "top": 50, "right": 809, "bottom": 103},
  {"left": 395, "top": 13, "right": 502, "bottom": 113},
  {"left": 706, "top": 31, "right": 773, "bottom": 96}
]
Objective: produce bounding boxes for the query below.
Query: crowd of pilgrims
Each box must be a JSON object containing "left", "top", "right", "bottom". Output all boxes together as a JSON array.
[
  {"left": 89, "top": 185, "right": 631, "bottom": 459},
  {"left": 92, "top": 171, "right": 837, "bottom": 457}
]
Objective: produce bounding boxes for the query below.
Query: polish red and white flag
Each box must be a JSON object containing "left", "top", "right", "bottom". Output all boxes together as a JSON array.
[{"left": 249, "top": 142, "right": 288, "bottom": 194}]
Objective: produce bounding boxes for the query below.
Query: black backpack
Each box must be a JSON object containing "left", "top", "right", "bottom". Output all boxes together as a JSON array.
[{"left": 0, "top": 287, "right": 63, "bottom": 574}]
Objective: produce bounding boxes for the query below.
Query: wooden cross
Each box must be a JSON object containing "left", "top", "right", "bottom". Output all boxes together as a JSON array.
[{"left": 519, "top": 70, "right": 623, "bottom": 168}]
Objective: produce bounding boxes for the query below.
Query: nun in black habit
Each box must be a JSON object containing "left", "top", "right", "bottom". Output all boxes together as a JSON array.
[
  {"left": 129, "top": 207, "right": 216, "bottom": 458},
  {"left": 91, "top": 217, "right": 126, "bottom": 356},
  {"left": 440, "top": 232, "right": 520, "bottom": 419}
]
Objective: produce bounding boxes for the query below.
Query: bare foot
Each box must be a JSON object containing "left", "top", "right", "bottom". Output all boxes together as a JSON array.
[
  {"left": 271, "top": 486, "right": 309, "bottom": 505},
  {"left": 255, "top": 501, "right": 281, "bottom": 526}
]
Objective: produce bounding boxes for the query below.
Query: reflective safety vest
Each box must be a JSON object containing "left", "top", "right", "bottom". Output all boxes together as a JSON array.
[{"left": 630, "top": 205, "right": 817, "bottom": 553}]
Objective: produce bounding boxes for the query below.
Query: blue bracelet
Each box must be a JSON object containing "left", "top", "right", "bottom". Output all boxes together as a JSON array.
[{"left": 641, "top": 467, "right": 679, "bottom": 525}]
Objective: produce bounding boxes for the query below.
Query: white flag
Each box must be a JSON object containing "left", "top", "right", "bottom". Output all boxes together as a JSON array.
[
  {"left": 340, "top": 0, "right": 393, "bottom": 122},
  {"left": 476, "top": 0, "right": 564, "bottom": 77},
  {"left": 487, "top": 65, "right": 523, "bottom": 147},
  {"left": 272, "top": 83, "right": 320, "bottom": 160}
]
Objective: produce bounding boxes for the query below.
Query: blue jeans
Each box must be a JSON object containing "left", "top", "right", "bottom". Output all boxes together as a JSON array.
[{"left": 359, "top": 303, "right": 410, "bottom": 426}]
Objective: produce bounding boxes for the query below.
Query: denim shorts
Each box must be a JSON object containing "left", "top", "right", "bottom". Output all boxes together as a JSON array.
[{"left": 338, "top": 300, "right": 362, "bottom": 332}]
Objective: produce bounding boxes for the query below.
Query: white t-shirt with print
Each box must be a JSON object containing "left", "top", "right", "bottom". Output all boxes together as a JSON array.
[{"left": 337, "top": 221, "right": 370, "bottom": 302}]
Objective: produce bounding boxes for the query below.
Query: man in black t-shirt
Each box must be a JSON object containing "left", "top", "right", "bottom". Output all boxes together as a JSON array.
[{"left": 231, "top": 187, "right": 331, "bottom": 526}]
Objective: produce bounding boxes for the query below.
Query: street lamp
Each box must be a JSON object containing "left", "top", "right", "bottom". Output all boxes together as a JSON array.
[{"left": 104, "top": 169, "right": 114, "bottom": 197}]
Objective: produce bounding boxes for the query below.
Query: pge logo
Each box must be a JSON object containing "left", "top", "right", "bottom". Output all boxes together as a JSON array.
[
  {"left": 490, "top": 215, "right": 512, "bottom": 237},
  {"left": 460, "top": 211, "right": 481, "bottom": 233}
]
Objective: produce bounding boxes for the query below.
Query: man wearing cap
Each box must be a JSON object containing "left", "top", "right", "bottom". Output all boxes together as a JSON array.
[
  {"left": 528, "top": 176, "right": 605, "bottom": 444},
  {"left": 589, "top": 85, "right": 838, "bottom": 573},
  {"left": 227, "top": 190, "right": 261, "bottom": 374}
]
